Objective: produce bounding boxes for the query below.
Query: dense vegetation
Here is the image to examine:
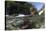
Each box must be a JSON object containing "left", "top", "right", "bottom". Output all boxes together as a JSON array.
[{"left": 5, "top": 1, "right": 37, "bottom": 15}]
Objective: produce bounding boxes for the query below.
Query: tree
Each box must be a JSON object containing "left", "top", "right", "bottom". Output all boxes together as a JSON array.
[{"left": 5, "top": 1, "right": 37, "bottom": 16}]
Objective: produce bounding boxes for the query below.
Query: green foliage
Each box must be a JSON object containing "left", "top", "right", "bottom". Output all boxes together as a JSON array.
[{"left": 5, "top": 1, "right": 38, "bottom": 15}]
